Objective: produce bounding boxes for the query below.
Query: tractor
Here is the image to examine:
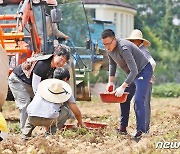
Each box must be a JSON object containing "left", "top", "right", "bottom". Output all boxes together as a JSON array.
[{"left": 0, "top": 0, "right": 106, "bottom": 102}]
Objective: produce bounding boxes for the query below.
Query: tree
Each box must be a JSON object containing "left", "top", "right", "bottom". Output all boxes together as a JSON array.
[{"left": 122, "top": 0, "right": 180, "bottom": 83}]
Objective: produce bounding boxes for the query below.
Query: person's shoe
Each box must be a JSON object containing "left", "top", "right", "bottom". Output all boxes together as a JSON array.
[
  {"left": 44, "top": 131, "right": 51, "bottom": 137},
  {"left": 22, "top": 137, "right": 29, "bottom": 143},
  {"left": 134, "top": 130, "right": 143, "bottom": 138},
  {"left": 133, "top": 130, "right": 143, "bottom": 142},
  {"left": 116, "top": 128, "right": 128, "bottom": 135}
]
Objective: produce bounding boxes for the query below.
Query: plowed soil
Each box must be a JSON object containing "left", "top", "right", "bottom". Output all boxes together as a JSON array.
[{"left": 1, "top": 85, "right": 180, "bottom": 154}]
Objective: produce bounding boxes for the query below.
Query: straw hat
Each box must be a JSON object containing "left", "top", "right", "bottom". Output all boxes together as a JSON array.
[
  {"left": 126, "top": 29, "right": 151, "bottom": 47},
  {"left": 37, "top": 78, "right": 72, "bottom": 104}
]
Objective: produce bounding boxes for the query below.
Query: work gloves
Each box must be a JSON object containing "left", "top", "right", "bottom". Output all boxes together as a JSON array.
[
  {"left": 106, "top": 82, "right": 114, "bottom": 92},
  {"left": 115, "top": 86, "right": 125, "bottom": 97},
  {"left": 106, "top": 82, "right": 125, "bottom": 97}
]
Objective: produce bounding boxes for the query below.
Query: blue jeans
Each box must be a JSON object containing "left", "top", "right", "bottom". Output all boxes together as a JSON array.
[{"left": 120, "top": 63, "right": 153, "bottom": 133}]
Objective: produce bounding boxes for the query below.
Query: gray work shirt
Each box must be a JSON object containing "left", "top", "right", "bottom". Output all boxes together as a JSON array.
[
  {"left": 139, "top": 44, "right": 156, "bottom": 70},
  {"left": 108, "top": 39, "right": 149, "bottom": 84},
  {"left": 139, "top": 44, "right": 152, "bottom": 60}
]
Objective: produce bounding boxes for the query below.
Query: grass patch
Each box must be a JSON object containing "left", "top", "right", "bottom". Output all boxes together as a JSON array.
[
  {"left": 2, "top": 101, "right": 16, "bottom": 111},
  {"left": 8, "top": 122, "right": 21, "bottom": 134},
  {"left": 152, "top": 83, "right": 180, "bottom": 97}
]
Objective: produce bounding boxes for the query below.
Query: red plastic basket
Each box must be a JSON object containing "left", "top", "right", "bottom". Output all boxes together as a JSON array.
[
  {"left": 84, "top": 122, "right": 108, "bottom": 129},
  {"left": 100, "top": 92, "right": 129, "bottom": 103}
]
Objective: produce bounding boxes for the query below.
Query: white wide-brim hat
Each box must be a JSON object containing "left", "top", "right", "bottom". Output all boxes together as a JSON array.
[
  {"left": 37, "top": 78, "right": 72, "bottom": 104},
  {"left": 126, "top": 29, "right": 151, "bottom": 47}
]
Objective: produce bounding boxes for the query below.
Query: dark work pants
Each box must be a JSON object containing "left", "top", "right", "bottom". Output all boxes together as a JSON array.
[
  {"left": 145, "top": 82, "right": 152, "bottom": 131},
  {"left": 22, "top": 106, "right": 70, "bottom": 140},
  {"left": 120, "top": 63, "right": 153, "bottom": 133}
]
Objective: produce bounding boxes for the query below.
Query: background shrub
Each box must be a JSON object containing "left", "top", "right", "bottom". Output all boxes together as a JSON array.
[{"left": 152, "top": 83, "right": 180, "bottom": 98}]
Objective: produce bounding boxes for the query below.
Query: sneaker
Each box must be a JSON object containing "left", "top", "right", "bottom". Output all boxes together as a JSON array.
[
  {"left": 133, "top": 130, "right": 143, "bottom": 142},
  {"left": 22, "top": 137, "right": 29, "bottom": 143},
  {"left": 116, "top": 128, "right": 128, "bottom": 135},
  {"left": 44, "top": 131, "right": 51, "bottom": 137}
]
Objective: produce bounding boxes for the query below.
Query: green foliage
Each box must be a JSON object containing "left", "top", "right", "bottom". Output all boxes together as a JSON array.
[
  {"left": 170, "top": 26, "right": 180, "bottom": 51},
  {"left": 89, "top": 68, "right": 127, "bottom": 85},
  {"left": 152, "top": 83, "right": 180, "bottom": 97},
  {"left": 8, "top": 122, "right": 21, "bottom": 134},
  {"left": 143, "top": 26, "right": 162, "bottom": 51},
  {"left": 61, "top": 127, "right": 92, "bottom": 139},
  {"left": 154, "top": 62, "right": 175, "bottom": 84},
  {"left": 61, "top": 129, "right": 77, "bottom": 138},
  {"left": 122, "top": 0, "right": 180, "bottom": 84},
  {"left": 58, "top": 2, "right": 89, "bottom": 47},
  {"left": 89, "top": 70, "right": 108, "bottom": 83},
  {"left": 61, "top": 126, "right": 113, "bottom": 144}
]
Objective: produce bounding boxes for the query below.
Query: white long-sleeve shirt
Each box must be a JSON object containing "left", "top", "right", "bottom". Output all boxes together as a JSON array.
[
  {"left": 27, "top": 93, "right": 75, "bottom": 119},
  {"left": 139, "top": 44, "right": 156, "bottom": 71}
]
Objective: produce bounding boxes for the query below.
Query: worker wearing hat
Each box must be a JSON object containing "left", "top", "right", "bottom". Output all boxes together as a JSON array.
[
  {"left": 125, "top": 29, "right": 156, "bottom": 133},
  {"left": 22, "top": 70, "right": 83, "bottom": 140},
  {"left": 22, "top": 79, "right": 72, "bottom": 140}
]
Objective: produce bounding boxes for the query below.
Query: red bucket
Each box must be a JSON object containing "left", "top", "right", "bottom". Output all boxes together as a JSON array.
[
  {"left": 84, "top": 121, "right": 108, "bottom": 129},
  {"left": 100, "top": 92, "right": 129, "bottom": 103}
]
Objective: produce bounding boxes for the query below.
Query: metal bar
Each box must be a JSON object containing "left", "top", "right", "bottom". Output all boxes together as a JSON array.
[
  {"left": 68, "top": 40, "right": 87, "bottom": 68},
  {"left": 0, "top": 15, "right": 16, "bottom": 20},
  {"left": 0, "top": 24, "right": 17, "bottom": 28},
  {"left": 3, "top": 32, "right": 24, "bottom": 39},
  {"left": 0, "top": 25, "right": 5, "bottom": 48}
]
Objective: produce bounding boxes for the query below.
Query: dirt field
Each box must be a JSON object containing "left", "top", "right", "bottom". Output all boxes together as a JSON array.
[{"left": 0, "top": 89, "right": 180, "bottom": 153}]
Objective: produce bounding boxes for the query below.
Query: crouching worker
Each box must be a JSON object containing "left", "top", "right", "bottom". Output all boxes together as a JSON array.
[
  {"left": 22, "top": 69, "right": 83, "bottom": 140},
  {"left": 47, "top": 68, "right": 83, "bottom": 133}
]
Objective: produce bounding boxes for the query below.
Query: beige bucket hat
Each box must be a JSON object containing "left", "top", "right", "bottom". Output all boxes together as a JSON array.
[
  {"left": 126, "top": 29, "right": 151, "bottom": 47},
  {"left": 37, "top": 78, "right": 72, "bottom": 104}
]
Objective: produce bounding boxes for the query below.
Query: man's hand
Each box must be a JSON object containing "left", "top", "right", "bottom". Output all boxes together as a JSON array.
[
  {"left": 106, "top": 82, "right": 114, "bottom": 92},
  {"left": 77, "top": 122, "right": 85, "bottom": 127},
  {"left": 150, "top": 75, "right": 155, "bottom": 83},
  {"left": 115, "top": 86, "right": 125, "bottom": 97},
  {"left": 64, "top": 35, "right": 69, "bottom": 40}
]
